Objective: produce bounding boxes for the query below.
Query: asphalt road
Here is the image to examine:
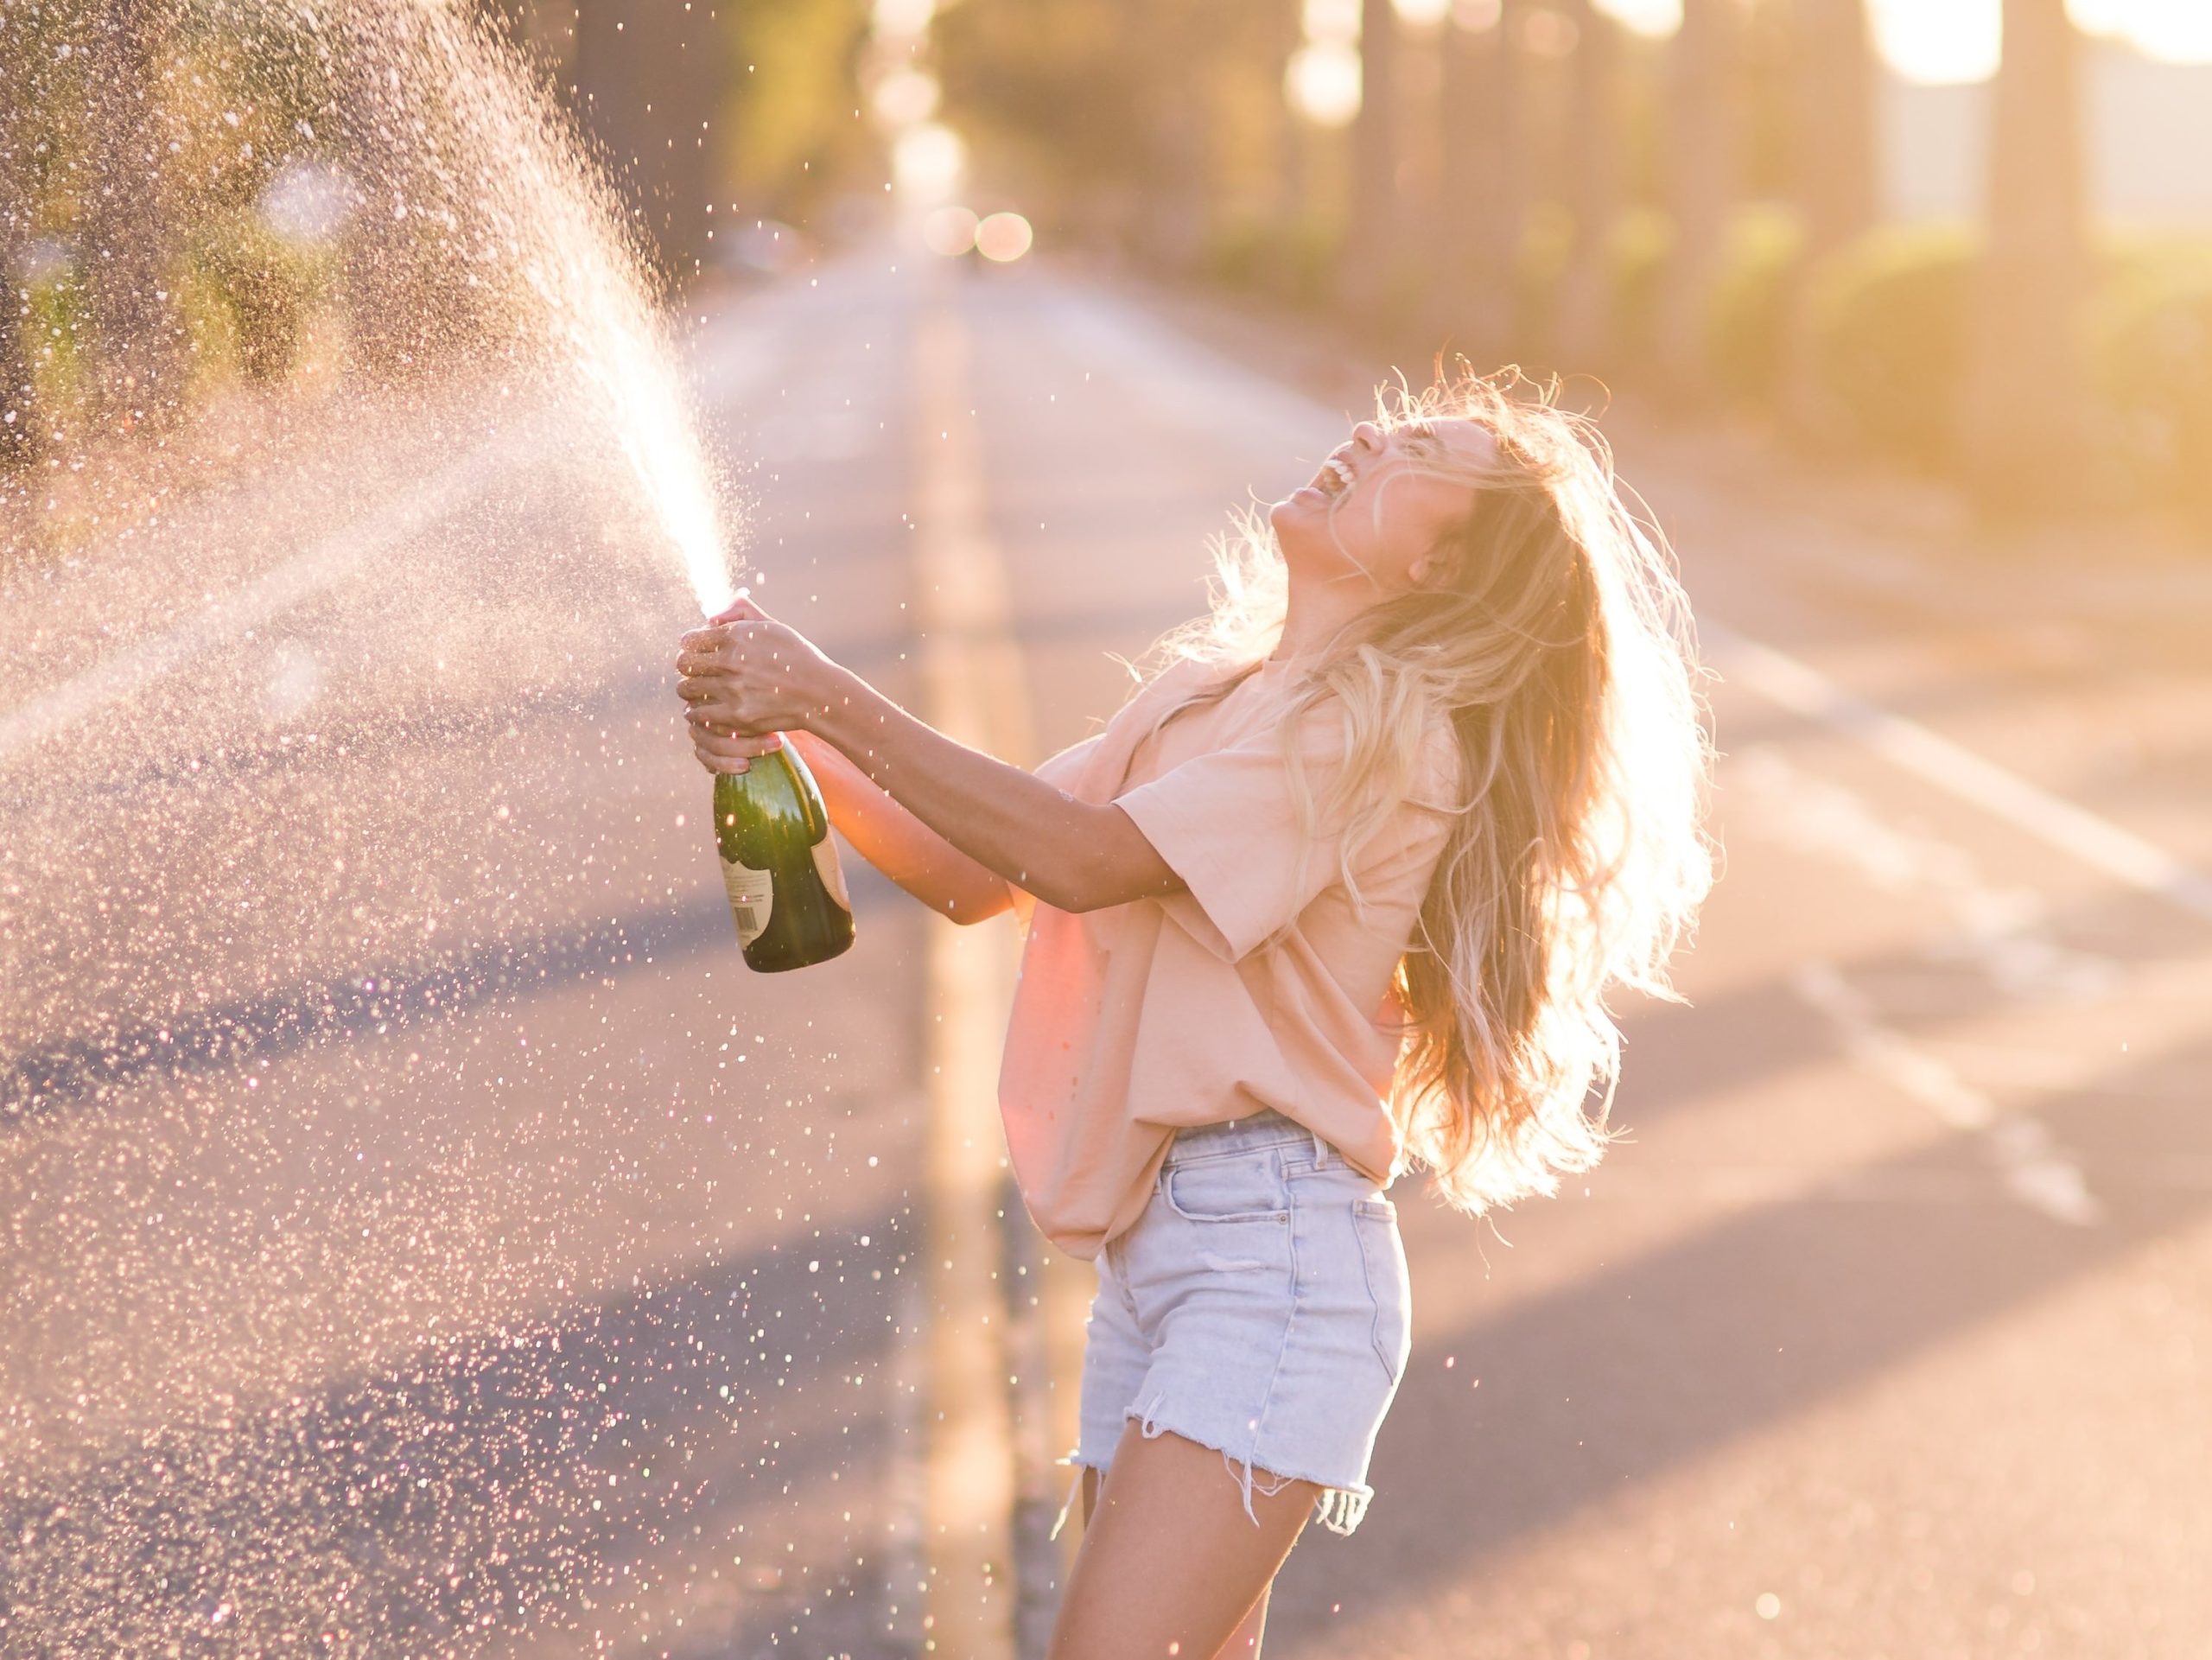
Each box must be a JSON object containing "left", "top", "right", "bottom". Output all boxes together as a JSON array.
[{"left": 3, "top": 245, "right": 2209, "bottom": 1660}]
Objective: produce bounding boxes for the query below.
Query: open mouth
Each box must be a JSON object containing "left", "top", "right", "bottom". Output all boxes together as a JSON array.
[{"left": 1304, "top": 452, "right": 1356, "bottom": 500}]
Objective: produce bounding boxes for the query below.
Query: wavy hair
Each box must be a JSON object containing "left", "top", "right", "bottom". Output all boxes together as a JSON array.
[{"left": 1131, "top": 363, "right": 1716, "bottom": 1216}]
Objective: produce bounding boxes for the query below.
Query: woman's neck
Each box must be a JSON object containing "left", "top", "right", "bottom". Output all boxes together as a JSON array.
[{"left": 1268, "top": 568, "right": 1373, "bottom": 665}]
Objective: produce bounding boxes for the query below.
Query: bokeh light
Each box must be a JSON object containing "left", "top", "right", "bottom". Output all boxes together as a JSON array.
[
  {"left": 974, "top": 211, "right": 1034, "bottom": 263},
  {"left": 869, "top": 0, "right": 935, "bottom": 42},
  {"left": 1594, "top": 0, "right": 1679, "bottom": 36},
  {"left": 1303, "top": 0, "right": 1360, "bottom": 45},
  {"left": 870, "top": 66, "right": 941, "bottom": 130},
  {"left": 1869, "top": 0, "right": 2000, "bottom": 83},
  {"left": 923, "top": 203, "right": 981, "bottom": 256},
  {"left": 1287, "top": 41, "right": 1363, "bottom": 128},
  {"left": 1392, "top": 0, "right": 1452, "bottom": 28},
  {"left": 893, "top": 121, "right": 967, "bottom": 202}
]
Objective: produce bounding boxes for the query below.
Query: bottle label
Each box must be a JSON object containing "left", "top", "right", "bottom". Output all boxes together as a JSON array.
[
  {"left": 811, "top": 836, "right": 853, "bottom": 913},
  {"left": 720, "top": 856, "right": 775, "bottom": 945}
]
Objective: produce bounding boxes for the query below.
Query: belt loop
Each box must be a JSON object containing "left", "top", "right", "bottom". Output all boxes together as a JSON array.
[{"left": 1310, "top": 1125, "right": 1329, "bottom": 1166}]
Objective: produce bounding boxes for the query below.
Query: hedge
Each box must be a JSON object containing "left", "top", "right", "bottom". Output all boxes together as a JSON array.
[{"left": 1801, "top": 222, "right": 1979, "bottom": 470}]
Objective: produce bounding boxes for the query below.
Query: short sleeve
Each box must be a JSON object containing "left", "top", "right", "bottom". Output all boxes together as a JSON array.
[
  {"left": 1034, "top": 732, "right": 1105, "bottom": 792},
  {"left": 1116, "top": 705, "right": 1463, "bottom": 961},
  {"left": 1111, "top": 703, "right": 1351, "bottom": 960}
]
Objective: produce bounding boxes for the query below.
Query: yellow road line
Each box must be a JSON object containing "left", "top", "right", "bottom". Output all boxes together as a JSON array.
[{"left": 912, "top": 282, "right": 1039, "bottom": 1658}]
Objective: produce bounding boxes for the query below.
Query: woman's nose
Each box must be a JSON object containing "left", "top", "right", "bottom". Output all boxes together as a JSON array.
[{"left": 1351, "top": 421, "right": 1383, "bottom": 451}]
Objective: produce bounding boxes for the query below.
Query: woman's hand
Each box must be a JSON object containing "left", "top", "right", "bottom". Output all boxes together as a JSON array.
[{"left": 675, "top": 592, "right": 848, "bottom": 774}]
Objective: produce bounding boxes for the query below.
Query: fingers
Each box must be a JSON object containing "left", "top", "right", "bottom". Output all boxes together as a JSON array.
[
  {"left": 692, "top": 727, "right": 782, "bottom": 774},
  {"left": 709, "top": 588, "right": 771, "bottom": 626},
  {"left": 677, "top": 620, "right": 791, "bottom": 674}
]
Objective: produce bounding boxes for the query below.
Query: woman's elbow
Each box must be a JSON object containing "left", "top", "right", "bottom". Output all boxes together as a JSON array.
[
  {"left": 1026, "top": 868, "right": 1173, "bottom": 917},
  {"left": 942, "top": 881, "right": 1016, "bottom": 925}
]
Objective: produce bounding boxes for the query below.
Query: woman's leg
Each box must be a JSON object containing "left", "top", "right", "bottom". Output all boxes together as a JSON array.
[
  {"left": 1071, "top": 1466, "right": 1274, "bottom": 1656},
  {"left": 1052, "top": 1419, "right": 1313, "bottom": 1659}
]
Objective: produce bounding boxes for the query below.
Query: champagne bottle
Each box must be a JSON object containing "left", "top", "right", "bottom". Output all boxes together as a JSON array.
[{"left": 712, "top": 739, "right": 855, "bottom": 972}]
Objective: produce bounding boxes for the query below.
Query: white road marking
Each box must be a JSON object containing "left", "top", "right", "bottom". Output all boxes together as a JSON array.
[
  {"left": 1790, "top": 959, "right": 2103, "bottom": 1227},
  {"left": 1707, "top": 625, "right": 2212, "bottom": 925},
  {"left": 1736, "top": 744, "right": 2120, "bottom": 1004}
]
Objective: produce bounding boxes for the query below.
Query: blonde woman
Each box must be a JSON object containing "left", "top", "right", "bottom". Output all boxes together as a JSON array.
[{"left": 674, "top": 366, "right": 1714, "bottom": 1658}]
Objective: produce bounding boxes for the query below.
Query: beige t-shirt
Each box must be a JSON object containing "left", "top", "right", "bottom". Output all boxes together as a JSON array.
[{"left": 998, "top": 652, "right": 1462, "bottom": 1260}]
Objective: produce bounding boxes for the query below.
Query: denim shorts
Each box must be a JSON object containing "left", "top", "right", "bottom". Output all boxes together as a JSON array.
[{"left": 1052, "top": 1108, "right": 1414, "bottom": 1541}]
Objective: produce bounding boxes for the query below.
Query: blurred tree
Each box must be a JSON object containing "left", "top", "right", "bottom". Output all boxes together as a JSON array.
[
  {"left": 936, "top": 0, "right": 1153, "bottom": 242},
  {"left": 82, "top": 0, "right": 185, "bottom": 432},
  {"left": 1433, "top": 1, "right": 1522, "bottom": 356},
  {"left": 1779, "top": 0, "right": 1877, "bottom": 429},
  {"left": 1961, "top": 0, "right": 2089, "bottom": 514},
  {"left": 1264, "top": 0, "right": 1307, "bottom": 229},
  {"left": 1339, "top": 0, "right": 1402, "bottom": 315},
  {"left": 720, "top": 0, "right": 872, "bottom": 231},
  {"left": 1789, "top": 0, "right": 1876, "bottom": 258},
  {"left": 0, "top": 3, "right": 41, "bottom": 467},
  {"left": 936, "top": 0, "right": 1251, "bottom": 261},
  {"left": 573, "top": 0, "right": 728, "bottom": 281},
  {"left": 1551, "top": 0, "right": 1624, "bottom": 367},
  {"left": 1654, "top": 0, "right": 1738, "bottom": 393}
]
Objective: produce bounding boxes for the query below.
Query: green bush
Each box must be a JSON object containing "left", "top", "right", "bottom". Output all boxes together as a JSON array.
[
  {"left": 23, "top": 261, "right": 86, "bottom": 419},
  {"left": 1605, "top": 207, "right": 1676, "bottom": 373},
  {"left": 1802, "top": 223, "right": 1978, "bottom": 469},
  {"left": 2089, "top": 242, "right": 2212, "bottom": 524},
  {"left": 1704, "top": 203, "right": 1806, "bottom": 410},
  {"left": 1205, "top": 213, "right": 1340, "bottom": 309},
  {"left": 194, "top": 216, "right": 334, "bottom": 383},
  {"left": 1512, "top": 201, "right": 1574, "bottom": 361}
]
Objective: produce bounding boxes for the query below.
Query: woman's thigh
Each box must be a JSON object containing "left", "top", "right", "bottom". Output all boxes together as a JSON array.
[{"left": 1051, "top": 1418, "right": 1312, "bottom": 1660}]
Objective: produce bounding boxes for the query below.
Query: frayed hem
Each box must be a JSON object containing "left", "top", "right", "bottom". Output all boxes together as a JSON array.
[
  {"left": 1125, "top": 1391, "right": 1376, "bottom": 1536},
  {"left": 1310, "top": 1481, "right": 1372, "bottom": 1537},
  {"left": 1048, "top": 1453, "right": 1104, "bottom": 1543}
]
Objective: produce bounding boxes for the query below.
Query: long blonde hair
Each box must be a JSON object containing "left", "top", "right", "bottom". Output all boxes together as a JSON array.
[{"left": 1134, "top": 363, "right": 1716, "bottom": 1216}]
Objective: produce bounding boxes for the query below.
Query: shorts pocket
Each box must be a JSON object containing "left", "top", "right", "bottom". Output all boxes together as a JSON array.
[
  {"left": 1160, "top": 1154, "right": 1293, "bottom": 1224},
  {"left": 1351, "top": 1199, "right": 1412, "bottom": 1386}
]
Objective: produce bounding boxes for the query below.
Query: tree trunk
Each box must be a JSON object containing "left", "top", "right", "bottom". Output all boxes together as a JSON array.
[
  {"left": 1551, "top": 0, "right": 1624, "bottom": 371},
  {"left": 1961, "top": 0, "right": 2090, "bottom": 516},
  {"left": 1268, "top": 0, "right": 1309, "bottom": 229},
  {"left": 1339, "top": 0, "right": 1402, "bottom": 320},
  {"left": 572, "top": 0, "right": 721, "bottom": 285},
  {"left": 1433, "top": 3, "right": 1517, "bottom": 360},
  {"left": 1655, "top": 0, "right": 1738, "bottom": 396},
  {"left": 1791, "top": 0, "right": 1878, "bottom": 258},
  {"left": 0, "top": 6, "right": 39, "bottom": 467},
  {"left": 1139, "top": 0, "right": 1215, "bottom": 273},
  {"left": 1780, "top": 0, "right": 1878, "bottom": 435},
  {"left": 82, "top": 0, "right": 183, "bottom": 435}
]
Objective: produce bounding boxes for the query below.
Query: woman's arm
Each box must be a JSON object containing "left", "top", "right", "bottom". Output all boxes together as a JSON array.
[
  {"left": 677, "top": 598, "right": 1180, "bottom": 914},
  {"left": 682, "top": 635, "right": 1016, "bottom": 921},
  {"left": 786, "top": 730, "right": 1016, "bottom": 924}
]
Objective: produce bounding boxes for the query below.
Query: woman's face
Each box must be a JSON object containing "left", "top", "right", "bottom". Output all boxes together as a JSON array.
[{"left": 1269, "top": 417, "right": 1495, "bottom": 593}]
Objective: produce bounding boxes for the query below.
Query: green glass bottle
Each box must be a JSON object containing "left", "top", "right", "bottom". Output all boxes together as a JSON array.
[{"left": 712, "top": 739, "right": 855, "bottom": 972}]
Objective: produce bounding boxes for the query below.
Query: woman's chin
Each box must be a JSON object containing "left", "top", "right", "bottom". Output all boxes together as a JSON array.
[{"left": 1268, "top": 488, "right": 1325, "bottom": 540}]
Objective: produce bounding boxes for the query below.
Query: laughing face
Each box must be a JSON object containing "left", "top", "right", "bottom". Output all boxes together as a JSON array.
[{"left": 1269, "top": 417, "right": 1497, "bottom": 595}]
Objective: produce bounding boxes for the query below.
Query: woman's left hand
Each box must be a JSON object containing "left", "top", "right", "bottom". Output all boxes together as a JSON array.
[{"left": 676, "top": 593, "right": 847, "bottom": 771}]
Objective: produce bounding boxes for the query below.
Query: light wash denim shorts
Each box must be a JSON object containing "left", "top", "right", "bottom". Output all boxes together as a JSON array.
[{"left": 1053, "top": 1108, "right": 1414, "bottom": 1540}]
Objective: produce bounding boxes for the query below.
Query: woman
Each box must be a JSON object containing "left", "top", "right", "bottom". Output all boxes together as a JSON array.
[{"left": 674, "top": 365, "right": 1714, "bottom": 1658}]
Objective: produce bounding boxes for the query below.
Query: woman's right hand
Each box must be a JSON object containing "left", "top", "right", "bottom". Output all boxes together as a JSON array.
[
  {"left": 690, "top": 724, "right": 784, "bottom": 776},
  {"left": 677, "top": 591, "right": 838, "bottom": 775}
]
